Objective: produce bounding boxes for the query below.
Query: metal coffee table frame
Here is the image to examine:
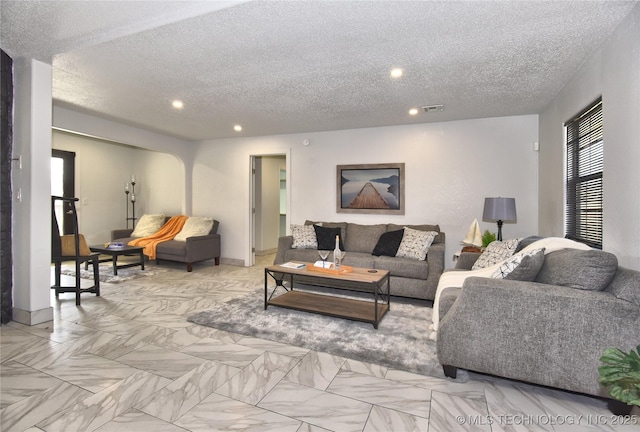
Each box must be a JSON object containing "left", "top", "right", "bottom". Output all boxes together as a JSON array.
[{"left": 264, "top": 263, "right": 391, "bottom": 329}]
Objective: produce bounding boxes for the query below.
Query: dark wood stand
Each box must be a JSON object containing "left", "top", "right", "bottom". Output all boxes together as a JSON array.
[{"left": 88, "top": 244, "right": 145, "bottom": 275}]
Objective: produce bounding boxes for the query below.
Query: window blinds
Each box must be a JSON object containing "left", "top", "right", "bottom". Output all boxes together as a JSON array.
[{"left": 565, "top": 98, "right": 603, "bottom": 249}]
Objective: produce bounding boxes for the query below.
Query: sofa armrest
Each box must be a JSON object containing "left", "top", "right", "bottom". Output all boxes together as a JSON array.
[
  {"left": 185, "top": 233, "right": 221, "bottom": 261},
  {"left": 274, "top": 235, "right": 294, "bottom": 264},
  {"left": 424, "top": 242, "right": 446, "bottom": 299},
  {"left": 111, "top": 228, "right": 133, "bottom": 241},
  {"left": 437, "top": 277, "right": 640, "bottom": 397},
  {"left": 455, "top": 252, "right": 481, "bottom": 269}
]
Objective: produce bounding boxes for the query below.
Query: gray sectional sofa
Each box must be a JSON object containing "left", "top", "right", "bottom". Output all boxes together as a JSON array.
[
  {"left": 274, "top": 221, "right": 445, "bottom": 300},
  {"left": 112, "top": 219, "right": 220, "bottom": 272},
  {"left": 437, "top": 244, "right": 640, "bottom": 411}
]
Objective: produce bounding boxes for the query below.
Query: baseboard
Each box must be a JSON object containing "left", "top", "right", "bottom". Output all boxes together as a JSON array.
[
  {"left": 256, "top": 248, "right": 277, "bottom": 256},
  {"left": 220, "top": 257, "right": 244, "bottom": 266},
  {"left": 12, "top": 306, "right": 53, "bottom": 325}
]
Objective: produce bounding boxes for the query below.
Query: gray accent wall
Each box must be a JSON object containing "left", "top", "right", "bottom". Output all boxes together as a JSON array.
[{"left": 538, "top": 4, "right": 640, "bottom": 269}]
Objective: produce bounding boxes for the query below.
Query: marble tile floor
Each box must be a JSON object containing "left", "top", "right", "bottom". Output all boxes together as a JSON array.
[{"left": 1, "top": 255, "right": 638, "bottom": 432}]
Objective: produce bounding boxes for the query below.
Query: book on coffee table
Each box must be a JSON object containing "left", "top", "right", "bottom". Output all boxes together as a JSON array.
[{"left": 280, "top": 262, "right": 306, "bottom": 269}]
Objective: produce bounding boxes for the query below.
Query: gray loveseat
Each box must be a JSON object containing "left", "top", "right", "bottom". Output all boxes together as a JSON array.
[
  {"left": 112, "top": 218, "right": 221, "bottom": 272},
  {"left": 437, "top": 244, "right": 640, "bottom": 411},
  {"left": 274, "top": 221, "right": 445, "bottom": 300}
]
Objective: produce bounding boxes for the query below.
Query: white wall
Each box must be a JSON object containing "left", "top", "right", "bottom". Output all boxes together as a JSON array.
[
  {"left": 52, "top": 130, "right": 183, "bottom": 244},
  {"left": 193, "top": 115, "right": 539, "bottom": 267},
  {"left": 53, "top": 106, "right": 194, "bottom": 214},
  {"left": 539, "top": 4, "right": 640, "bottom": 269},
  {"left": 132, "top": 148, "right": 184, "bottom": 217}
]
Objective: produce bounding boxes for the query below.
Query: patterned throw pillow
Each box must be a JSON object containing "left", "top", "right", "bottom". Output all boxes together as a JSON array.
[
  {"left": 395, "top": 227, "right": 438, "bottom": 260},
  {"left": 472, "top": 238, "right": 521, "bottom": 270},
  {"left": 491, "top": 248, "right": 546, "bottom": 280},
  {"left": 291, "top": 224, "right": 317, "bottom": 249}
]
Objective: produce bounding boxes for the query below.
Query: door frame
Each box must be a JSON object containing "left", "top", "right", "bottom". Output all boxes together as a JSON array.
[
  {"left": 247, "top": 149, "right": 290, "bottom": 266},
  {"left": 51, "top": 149, "right": 76, "bottom": 234}
]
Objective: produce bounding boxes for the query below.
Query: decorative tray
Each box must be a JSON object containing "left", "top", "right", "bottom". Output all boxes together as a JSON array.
[{"left": 306, "top": 265, "right": 353, "bottom": 275}]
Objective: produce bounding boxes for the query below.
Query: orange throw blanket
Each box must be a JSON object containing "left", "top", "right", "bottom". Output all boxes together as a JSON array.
[{"left": 128, "top": 215, "right": 188, "bottom": 260}]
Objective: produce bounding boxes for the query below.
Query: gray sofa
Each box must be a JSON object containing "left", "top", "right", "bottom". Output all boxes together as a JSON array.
[
  {"left": 437, "top": 245, "right": 640, "bottom": 411},
  {"left": 112, "top": 219, "right": 220, "bottom": 272},
  {"left": 274, "top": 221, "right": 445, "bottom": 300}
]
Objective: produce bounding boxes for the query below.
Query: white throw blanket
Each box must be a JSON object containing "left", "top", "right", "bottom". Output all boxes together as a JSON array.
[{"left": 429, "top": 237, "right": 591, "bottom": 340}]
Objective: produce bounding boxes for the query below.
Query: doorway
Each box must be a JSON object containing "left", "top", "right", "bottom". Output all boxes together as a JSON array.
[
  {"left": 249, "top": 152, "right": 289, "bottom": 266},
  {"left": 51, "top": 149, "right": 75, "bottom": 234}
]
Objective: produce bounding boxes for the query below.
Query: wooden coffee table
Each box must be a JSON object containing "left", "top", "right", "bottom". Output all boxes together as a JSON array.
[
  {"left": 88, "top": 244, "right": 145, "bottom": 275},
  {"left": 264, "top": 262, "right": 390, "bottom": 328}
]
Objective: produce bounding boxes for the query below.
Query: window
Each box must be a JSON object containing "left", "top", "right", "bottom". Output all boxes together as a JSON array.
[{"left": 565, "top": 98, "right": 603, "bottom": 249}]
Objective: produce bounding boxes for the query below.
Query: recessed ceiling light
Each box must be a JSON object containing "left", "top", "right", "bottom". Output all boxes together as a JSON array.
[
  {"left": 409, "top": 108, "right": 419, "bottom": 116},
  {"left": 390, "top": 68, "right": 403, "bottom": 78},
  {"left": 234, "top": 125, "right": 242, "bottom": 132},
  {"left": 172, "top": 100, "right": 184, "bottom": 109}
]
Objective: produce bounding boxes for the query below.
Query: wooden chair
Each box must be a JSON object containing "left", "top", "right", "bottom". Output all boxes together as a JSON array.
[{"left": 51, "top": 196, "right": 100, "bottom": 305}]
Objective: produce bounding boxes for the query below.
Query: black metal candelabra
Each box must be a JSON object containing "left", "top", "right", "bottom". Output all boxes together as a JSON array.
[{"left": 124, "top": 176, "right": 138, "bottom": 229}]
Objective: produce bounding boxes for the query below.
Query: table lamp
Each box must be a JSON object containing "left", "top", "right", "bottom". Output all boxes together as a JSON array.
[{"left": 482, "top": 197, "right": 517, "bottom": 241}]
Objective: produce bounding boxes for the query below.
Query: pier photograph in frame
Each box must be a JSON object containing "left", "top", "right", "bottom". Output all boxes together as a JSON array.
[{"left": 337, "top": 163, "right": 405, "bottom": 214}]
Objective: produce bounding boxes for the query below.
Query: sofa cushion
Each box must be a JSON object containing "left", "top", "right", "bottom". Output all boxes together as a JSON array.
[
  {"left": 491, "top": 248, "right": 545, "bottom": 281},
  {"left": 388, "top": 224, "right": 442, "bottom": 244},
  {"left": 314, "top": 225, "right": 344, "bottom": 250},
  {"left": 372, "top": 229, "right": 404, "bottom": 257},
  {"left": 471, "top": 238, "right": 520, "bottom": 270},
  {"left": 131, "top": 214, "right": 166, "bottom": 238},
  {"left": 155, "top": 239, "right": 186, "bottom": 257},
  {"left": 342, "top": 252, "right": 376, "bottom": 269},
  {"left": 374, "top": 255, "right": 429, "bottom": 279},
  {"left": 396, "top": 227, "right": 437, "bottom": 260},
  {"left": 535, "top": 249, "right": 618, "bottom": 291},
  {"left": 345, "top": 223, "right": 387, "bottom": 253},
  {"left": 174, "top": 217, "right": 214, "bottom": 241},
  {"left": 284, "top": 248, "right": 324, "bottom": 264},
  {"left": 291, "top": 224, "right": 317, "bottom": 249}
]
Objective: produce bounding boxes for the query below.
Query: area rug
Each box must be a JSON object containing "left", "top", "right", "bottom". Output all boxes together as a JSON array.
[
  {"left": 188, "top": 288, "right": 466, "bottom": 380},
  {"left": 60, "top": 263, "right": 169, "bottom": 284}
]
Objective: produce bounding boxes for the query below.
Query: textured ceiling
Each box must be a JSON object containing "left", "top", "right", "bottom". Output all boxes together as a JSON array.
[{"left": 1, "top": 0, "right": 638, "bottom": 141}]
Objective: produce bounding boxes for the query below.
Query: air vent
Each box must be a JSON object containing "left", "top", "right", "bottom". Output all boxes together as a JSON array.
[{"left": 422, "top": 104, "right": 444, "bottom": 113}]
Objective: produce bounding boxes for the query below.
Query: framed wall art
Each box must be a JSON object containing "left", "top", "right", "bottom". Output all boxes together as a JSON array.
[{"left": 336, "top": 163, "right": 405, "bottom": 214}]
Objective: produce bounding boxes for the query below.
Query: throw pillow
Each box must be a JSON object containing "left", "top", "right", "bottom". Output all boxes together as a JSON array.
[
  {"left": 174, "top": 217, "right": 214, "bottom": 241},
  {"left": 131, "top": 214, "right": 166, "bottom": 238},
  {"left": 372, "top": 229, "right": 404, "bottom": 257},
  {"left": 472, "top": 238, "right": 521, "bottom": 270},
  {"left": 491, "top": 247, "right": 545, "bottom": 280},
  {"left": 313, "top": 225, "right": 344, "bottom": 250},
  {"left": 396, "top": 227, "right": 438, "bottom": 260},
  {"left": 291, "top": 224, "right": 317, "bottom": 249},
  {"left": 60, "top": 234, "right": 92, "bottom": 256},
  {"left": 535, "top": 249, "right": 618, "bottom": 291}
]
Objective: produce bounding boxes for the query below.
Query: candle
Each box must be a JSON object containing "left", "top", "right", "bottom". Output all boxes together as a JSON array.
[
  {"left": 131, "top": 194, "right": 136, "bottom": 202},
  {"left": 125, "top": 183, "right": 129, "bottom": 192},
  {"left": 131, "top": 174, "right": 136, "bottom": 183}
]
